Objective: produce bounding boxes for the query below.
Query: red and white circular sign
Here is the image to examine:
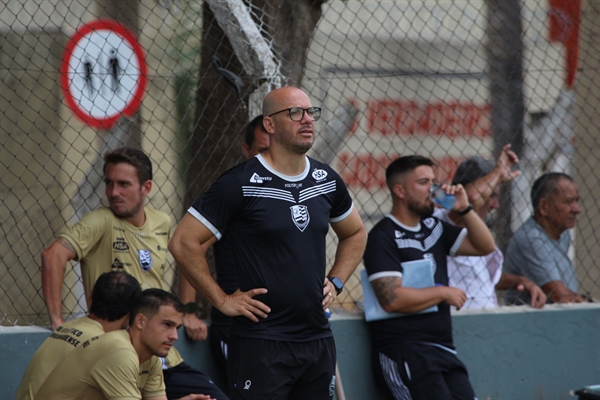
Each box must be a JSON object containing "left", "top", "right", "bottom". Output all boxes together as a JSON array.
[{"left": 60, "top": 19, "right": 147, "bottom": 129}]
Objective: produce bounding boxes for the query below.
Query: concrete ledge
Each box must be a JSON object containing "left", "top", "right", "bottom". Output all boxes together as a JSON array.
[{"left": 2, "top": 304, "right": 599, "bottom": 399}]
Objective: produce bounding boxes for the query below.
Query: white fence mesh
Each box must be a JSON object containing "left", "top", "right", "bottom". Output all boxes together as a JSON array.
[{"left": 1, "top": 0, "right": 598, "bottom": 325}]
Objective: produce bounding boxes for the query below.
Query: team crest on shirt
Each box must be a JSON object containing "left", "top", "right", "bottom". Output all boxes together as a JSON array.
[
  {"left": 138, "top": 250, "right": 153, "bottom": 271},
  {"left": 423, "top": 217, "right": 436, "bottom": 229},
  {"left": 290, "top": 205, "right": 310, "bottom": 232}
]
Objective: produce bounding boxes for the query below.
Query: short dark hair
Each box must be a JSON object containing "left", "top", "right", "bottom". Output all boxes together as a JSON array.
[
  {"left": 129, "top": 288, "right": 184, "bottom": 326},
  {"left": 245, "top": 115, "right": 265, "bottom": 149},
  {"left": 385, "top": 155, "right": 435, "bottom": 191},
  {"left": 103, "top": 147, "right": 153, "bottom": 184},
  {"left": 452, "top": 156, "right": 495, "bottom": 186},
  {"left": 89, "top": 271, "right": 141, "bottom": 322},
  {"left": 531, "top": 172, "right": 574, "bottom": 212}
]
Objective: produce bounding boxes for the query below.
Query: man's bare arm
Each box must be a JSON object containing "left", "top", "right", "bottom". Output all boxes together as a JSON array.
[
  {"left": 322, "top": 208, "right": 367, "bottom": 308},
  {"left": 169, "top": 214, "right": 270, "bottom": 322},
  {"left": 496, "top": 272, "right": 546, "bottom": 308},
  {"left": 177, "top": 237, "right": 217, "bottom": 304},
  {"left": 455, "top": 208, "right": 495, "bottom": 256},
  {"left": 41, "top": 237, "right": 77, "bottom": 329},
  {"left": 465, "top": 144, "right": 520, "bottom": 209},
  {"left": 371, "top": 276, "right": 467, "bottom": 313},
  {"left": 446, "top": 184, "right": 495, "bottom": 257},
  {"left": 177, "top": 238, "right": 217, "bottom": 342},
  {"left": 329, "top": 208, "right": 367, "bottom": 282},
  {"left": 542, "top": 280, "right": 587, "bottom": 303}
]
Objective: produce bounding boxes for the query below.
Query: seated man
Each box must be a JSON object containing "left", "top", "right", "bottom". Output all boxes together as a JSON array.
[
  {"left": 16, "top": 270, "right": 141, "bottom": 400},
  {"left": 504, "top": 172, "right": 587, "bottom": 304},
  {"left": 434, "top": 146, "right": 546, "bottom": 309},
  {"left": 34, "top": 289, "right": 214, "bottom": 400}
]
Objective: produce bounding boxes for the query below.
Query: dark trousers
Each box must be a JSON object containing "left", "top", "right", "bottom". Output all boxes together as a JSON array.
[{"left": 163, "top": 361, "right": 229, "bottom": 400}]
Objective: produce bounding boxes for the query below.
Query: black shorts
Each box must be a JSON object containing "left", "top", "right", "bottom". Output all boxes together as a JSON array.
[
  {"left": 163, "top": 362, "right": 229, "bottom": 400},
  {"left": 372, "top": 343, "right": 476, "bottom": 400},
  {"left": 209, "top": 323, "right": 231, "bottom": 387},
  {"left": 228, "top": 335, "right": 336, "bottom": 400}
]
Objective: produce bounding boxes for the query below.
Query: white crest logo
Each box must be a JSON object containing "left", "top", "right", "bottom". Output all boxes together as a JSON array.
[
  {"left": 312, "top": 169, "right": 328, "bottom": 181},
  {"left": 290, "top": 205, "right": 310, "bottom": 232},
  {"left": 423, "top": 217, "right": 436, "bottom": 229},
  {"left": 138, "top": 250, "right": 153, "bottom": 271},
  {"left": 244, "top": 380, "right": 251, "bottom": 390}
]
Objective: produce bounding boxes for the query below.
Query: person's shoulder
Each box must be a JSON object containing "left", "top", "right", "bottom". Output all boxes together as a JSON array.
[
  {"left": 79, "top": 207, "right": 114, "bottom": 223},
  {"left": 368, "top": 215, "right": 395, "bottom": 235},
  {"left": 95, "top": 329, "right": 130, "bottom": 348},
  {"left": 61, "top": 208, "right": 113, "bottom": 238},
  {"left": 216, "top": 157, "right": 257, "bottom": 183},
  {"left": 77, "top": 316, "right": 105, "bottom": 330},
  {"left": 59, "top": 315, "right": 99, "bottom": 329},
  {"left": 512, "top": 217, "right": 538, "bottom": 239},
  {"left": 307, "top": 156, "right": 340, "bottom": 177},
  {"left": 144, "top": 207, "right": 172, "bottom": 224},
  {"left": 507, "top": 217, "right": 539, "bottom": 251}
]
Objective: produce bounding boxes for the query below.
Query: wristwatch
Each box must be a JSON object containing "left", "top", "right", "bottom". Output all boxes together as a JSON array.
[
  {"left": 328, "top": 276, "right": 344, "bottom": 295},
  {"left": 183, "top": 301, "right": 200, "bottom": 315}
]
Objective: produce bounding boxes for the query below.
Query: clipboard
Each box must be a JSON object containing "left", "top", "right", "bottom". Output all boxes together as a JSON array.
[{"left": 361, "top": 259, "right": 438, "bottom": 322}]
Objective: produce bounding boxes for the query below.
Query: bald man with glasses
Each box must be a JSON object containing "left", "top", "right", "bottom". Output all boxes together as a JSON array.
[{"left": 169, "top": 86, "right": 366, "bottom": 400}]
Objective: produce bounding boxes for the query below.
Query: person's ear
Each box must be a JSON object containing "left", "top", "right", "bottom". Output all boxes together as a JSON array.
[
  {"left": 134, "top": 313, "right": 147, "bottom": 330},
  {"left": 538, "top": 197, "right": 550, "bottom": 217},
  {"left": 242, "top": 143, "right": 251, "bottom": 159},
  {"left": 141, "top": 180, "right": 152, "bottom": 197},
  {"left": 392, "top": 183, "right": 405, "bottom": 199},
  {"left": 263, "top": 116, "right": 276, "bottom": 135}
]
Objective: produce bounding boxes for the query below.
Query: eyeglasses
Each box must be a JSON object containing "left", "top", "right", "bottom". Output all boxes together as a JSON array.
[{"left": 268, "top": 107, "right": 321, "bottom": 122}]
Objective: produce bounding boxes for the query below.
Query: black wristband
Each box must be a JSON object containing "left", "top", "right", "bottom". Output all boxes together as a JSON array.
[
  {"left": 183, "top": 302, "right": 199, "bottom": 314},
  {"left": 457, "top": 204, "right": 473, "bottom": 216}
]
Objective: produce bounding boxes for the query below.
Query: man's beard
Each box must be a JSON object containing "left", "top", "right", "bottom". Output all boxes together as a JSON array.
[
  {"left": 110, "top": 198, "right": 143, "bottom": 220},
  {"left": 408, "top": 198, "right": 434, "bottom": 219},
  {"left": 277, "top": 127, "right": 313, "bottom": 155}
]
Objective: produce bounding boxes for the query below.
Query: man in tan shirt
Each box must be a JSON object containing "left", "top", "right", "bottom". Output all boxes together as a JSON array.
[
  {"left": 34, "top": 289, "right": 212, "bottom": 400},
  {"left": 16, "top": 271, "right": 141, "bottom": 400},
  {"left": 41, "top": 147, "right": 227, "bottom": 399}
]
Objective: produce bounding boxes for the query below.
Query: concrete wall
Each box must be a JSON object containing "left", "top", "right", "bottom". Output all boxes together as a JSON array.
[{"left": 2, "top": 304, "right": 599, "bottom": 400}]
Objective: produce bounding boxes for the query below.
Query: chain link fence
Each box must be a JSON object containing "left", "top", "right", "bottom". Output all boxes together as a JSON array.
[{"left": 1, "top": 0, "right": 598, "bottom": 326}]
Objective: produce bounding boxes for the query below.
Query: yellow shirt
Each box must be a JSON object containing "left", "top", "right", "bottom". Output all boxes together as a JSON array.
[
  {"left": 59, "top": 206, "right": 183, "bottom": 367},
  {"left": 34, "top": 330, "right": 164, "bottom": 400},
  {"left": 16, "top": 317, "right": 105, "bottom": 400},
  {"left": 60, "top": 207, "right": 171, "bottom": 294}
]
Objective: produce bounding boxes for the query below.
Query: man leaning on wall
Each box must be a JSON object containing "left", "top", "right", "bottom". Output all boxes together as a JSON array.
[{"left": 504, "top": 172, "right": 591, "bottom": 304}]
